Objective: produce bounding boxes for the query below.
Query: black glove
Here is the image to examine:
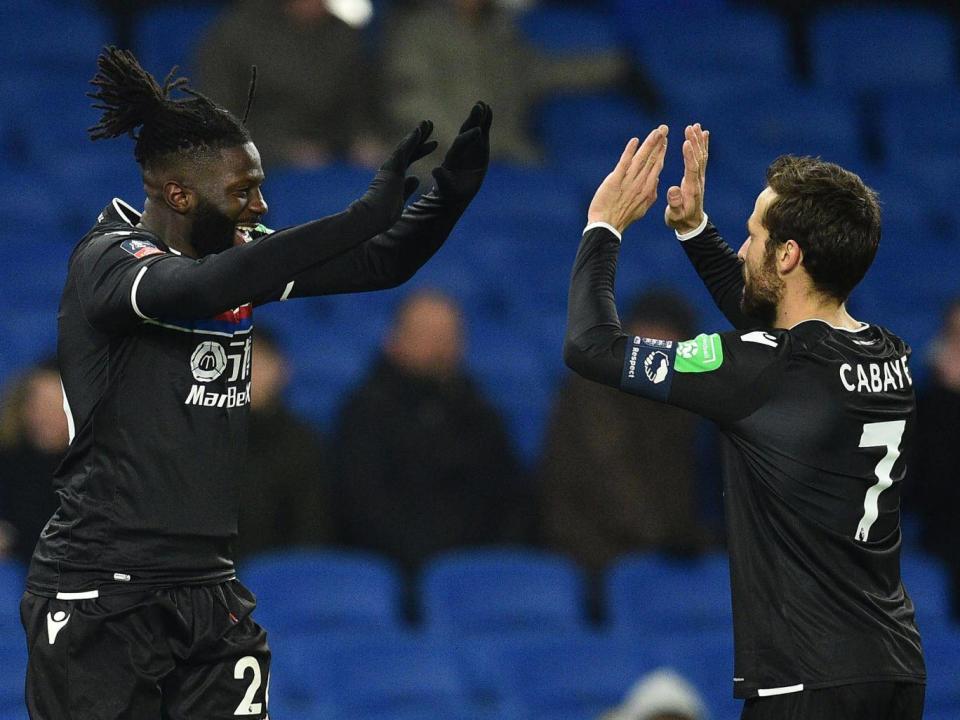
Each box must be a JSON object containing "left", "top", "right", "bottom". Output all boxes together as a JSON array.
[
  {"left": 432, "top": 101, "right": 493, "bottom": 201},
  {"left": 381, "top": 120, "right": 438, "bottom": 175},
  {"left": 357, "top": 121, "right": 437, "bottom": 231}
]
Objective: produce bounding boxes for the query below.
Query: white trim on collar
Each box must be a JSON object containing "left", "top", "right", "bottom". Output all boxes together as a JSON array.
[
  {"left": 111, "top": 198, "right": 142, "bottom": 225},
  {"left": 789, "top": 318, "right": 870, "bottom": 333}
]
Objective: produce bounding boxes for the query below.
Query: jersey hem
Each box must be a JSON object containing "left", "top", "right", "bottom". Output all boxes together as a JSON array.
[
  {"left": 734, "top": 672, "right": 926, "bottom": 699},
  {"left": 25, "top": 569, "right": 237, "bottom": 599}
]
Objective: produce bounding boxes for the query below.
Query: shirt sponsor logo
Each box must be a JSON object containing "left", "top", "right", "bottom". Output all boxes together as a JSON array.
[
  {"left": 839, "top": 355, "right": 912, "bottom": 393},
  {"left": 120, "top": 239, "right": 164, "bottom": 259},
  {"left": 191, "top": 342, "right": 228, "bottom": 382},
  {"left": 185, "top": 382, "right": 252, "bottom": 409},
  {"left": 674, "top": 333, "right": 724, "bottom": 373}
]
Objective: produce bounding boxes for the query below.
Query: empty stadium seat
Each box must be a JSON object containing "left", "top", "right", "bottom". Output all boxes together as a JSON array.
[
  {"left": 133, "top": 3, "right": 226, "bottom": 79},
  {"left": 0, "top": 1, "right": 111, "bottom": 72},
  {"left": 605, "top": 552, "right": 732, "bottom": 635},
  {"left": 238, "top": 549, "right": 403, "bottom": 634},
  {"left": 877, "top": 88, "right": 960, "bottom": 168},
  {"left": 421, "top": 548, "right": 586, "bottom": 634},
  {"left": 334, "top": 632, "right": 467, "bottom": 715},
  {"left": 619, "top": 6, "right": 791, "bottom": 95},
  {"left": 519, "top": 6, "right": 620, "bottom": 54},
  {"left": 811, "top": 7, "right": 957, "bottom": 95}
]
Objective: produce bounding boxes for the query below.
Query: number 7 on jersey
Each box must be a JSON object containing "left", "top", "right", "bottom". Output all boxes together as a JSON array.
[{"left": 856, "top": 420, "right": 906, "bottom": 542}]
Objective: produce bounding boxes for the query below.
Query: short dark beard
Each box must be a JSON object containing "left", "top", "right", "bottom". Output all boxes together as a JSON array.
[
  {"left": 740, "top": 246, "right": 783, "bottom": 327},
  {"left": 189, "top": 199, "right": 236, "bottom": 257}
]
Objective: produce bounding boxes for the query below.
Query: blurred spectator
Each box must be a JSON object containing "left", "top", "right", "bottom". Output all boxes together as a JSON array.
[
  {"left": 196, "top": 0, "right": 387, "bottom": 169},
  {"left": 599, "top": 667, "right": 708, "bottom": 720},
  {"left": 540, "top": 290, "right": 714, "bottom": 577},
  {"left": 334, "top": 289, "right": 527, "bottom": 573},
  {"left": 912, "top": 297, "right": 960, "bottom": 619},
  {"left": 234, "top": 328, "right": 337, "bottom": 559},
  {"left": 383, "top": 0, "right": 635, "bottom": 164},
  {"left": 0, "top": 359, "right": 66, "bottom": 564}
]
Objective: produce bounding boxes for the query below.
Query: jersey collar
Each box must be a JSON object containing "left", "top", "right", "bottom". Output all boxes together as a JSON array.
[{"left": 97, "top": 198, "right": 142, "bottom": 226}]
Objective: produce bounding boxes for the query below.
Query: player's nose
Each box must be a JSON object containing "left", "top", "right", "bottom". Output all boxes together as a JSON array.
[
  {"left": 738, "top": 237, "right": 750, "bottom": 260},
  {"left": 249, "top": 188, "right": 268, "bottom": 217}
]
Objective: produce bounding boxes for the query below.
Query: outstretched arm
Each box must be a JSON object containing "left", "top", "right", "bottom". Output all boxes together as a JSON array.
[
  {"left": 563, "top": 126, "right": 668, "bottom": 387},
  {"left": 664, "top": 124, "right": 755, "bottom": 329},
  {"left": 78, "top": 124, "right": 437, "bottom": 331},
  {"left": 564, "top": 129, "right": 788, "bottom": 425},
  {"left": 265, "top": 103, "right": 493, "bottom": 299}
]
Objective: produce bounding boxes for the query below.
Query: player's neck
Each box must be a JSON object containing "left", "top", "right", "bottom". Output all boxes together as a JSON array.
[
  {"left": 138, "top": 203, "right": 198, "bottom": 259},
  {"left": 776, "top": 283, "right": 860, "bottom": 330}
]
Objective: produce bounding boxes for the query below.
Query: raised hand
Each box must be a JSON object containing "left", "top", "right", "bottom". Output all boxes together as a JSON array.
[
  {"left": 380, "top": 120, "right": 439, "bottom": 176},
  {"left": 587, "top": 125, "right": 668, "bottom": 234},
  {"left": 664, "top": 123, "right": 709, "bottom": 234},
  {"left": 433, "top": 101, "right": 493, "bottom": 200}
]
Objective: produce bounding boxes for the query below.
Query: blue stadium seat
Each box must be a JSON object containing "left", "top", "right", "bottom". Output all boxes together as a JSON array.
[
  {"left": 811, "top": 7, "right": 957, "bottom": 95},
  {"left": 133, "top": 3, "right": 226, "bottom": 79},
  {"left": 901, "top": 552, "right": 953, "bottom": 633},
  {"left": 922, "top": 626, "right": 960, "bottom": 719},
  {"left": 0, "top": 640, "right": 27, "bottom": 720},
  {"left": 0, "top": 1, "right": 111, "bottom": 73},
  {"left": 238, "top": 549, "right": 403, "bottom": 634},
  {"left": 519, "top": 6, "right": 619, "bottom": 54},
  {"left": 877, "top": 88, "right": 960, "bottom": 168},
  {"left": 606, "top": 552, "right": 732, "bottom": 635},
  {"left": 504, "top": 634, "right": 648, "bottom": 719},
  {"left": 261, "top": 165, "right": 378, "bottom": 229},
  {"left": 619, "top": 6, "right": 790, "bottom": 96},
  {"left": 420, "top": 548, "right": 586, "bottom": 634},
  {"left": 332, "top": 632, "right": 466, "bottom": 715}
]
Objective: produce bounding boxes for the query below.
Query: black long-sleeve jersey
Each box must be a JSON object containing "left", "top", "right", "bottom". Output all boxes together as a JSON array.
[
  {"left": 27, "top": 190, "right": 469, "bottom": 599},
  {"left": 565, "top": 222, "right": 925, "bottom": 699}
]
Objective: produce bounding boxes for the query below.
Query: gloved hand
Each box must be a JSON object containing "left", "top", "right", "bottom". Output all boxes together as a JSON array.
[
  {"left": 432, "top": 102, "right": 493, "bottom": 200},
  {"left": 357, "top": 121, "right": 437, "bottom": 232}
]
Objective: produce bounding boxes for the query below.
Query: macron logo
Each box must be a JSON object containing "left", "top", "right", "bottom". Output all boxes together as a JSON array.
[
  {"left": 46, "top": 611, "right": 70, "bottom": 645},
  {"left": 741, "top": 331, "right": 779, "bottom": 348}
]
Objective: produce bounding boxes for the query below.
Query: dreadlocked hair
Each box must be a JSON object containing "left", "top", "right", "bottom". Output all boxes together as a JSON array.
[{"left": 87, "top": 46, "right": 252, "bottom": 167}]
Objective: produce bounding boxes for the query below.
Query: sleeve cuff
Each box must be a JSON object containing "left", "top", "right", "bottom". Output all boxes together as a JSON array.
[
  {"left": 674, "top": 213, "right": 709, "bottom": 242},
  {"left": 583, "top": 221, "right": 622, "bottom": 243}
]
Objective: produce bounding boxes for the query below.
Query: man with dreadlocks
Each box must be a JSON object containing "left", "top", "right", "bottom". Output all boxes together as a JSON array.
[{"left": 19, "top": 47, "right": 493, "bottom": 719}]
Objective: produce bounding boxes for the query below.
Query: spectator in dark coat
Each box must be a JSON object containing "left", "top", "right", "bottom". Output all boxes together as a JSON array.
[
  {"left": 539, "top": 290, "right": 715, "bottom": 578},
  {"left": 334, "top": 289, "right": 526, "bottom": 573},
  {"left": 196, "top": 0, "right": 387, "bottom": 169},
  {"left": 0, "top": 359, "right": 65, "bottom": 564}
]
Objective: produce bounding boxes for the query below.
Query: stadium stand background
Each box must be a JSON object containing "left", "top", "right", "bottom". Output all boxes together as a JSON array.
[{"left": 1, "top": 1, "right": 958, "bottom": 718}]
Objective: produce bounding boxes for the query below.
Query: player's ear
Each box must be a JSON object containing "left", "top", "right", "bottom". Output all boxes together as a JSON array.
[
  {"left": 162, "top": 180, "right": 195, "bottom": 215},
  {"left": 780, "top": 239, "right": 803, "bottom": 274}
]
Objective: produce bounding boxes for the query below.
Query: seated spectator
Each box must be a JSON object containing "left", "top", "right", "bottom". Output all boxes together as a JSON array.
[
  {"left": 383, "top": 0, "right": 633, "bottom": 164},
  {"left": 334, "top": 289, "right": 527, "bottom": 574},
  {"left": 540, "top": 290, "right": 715, "bottom": 578},
  {"left": 234, "top": 328, "right": 337, "bottom": 559},
  {"left": 912, "top": 297, "right": 960, "bottom": 618},
  {"left": 0, "top": 359, "right": 66, "bottom": 564},
  {"left": 600, "top": 667, "right": 708, "bottom": 720},
  {"left": 196, "top": 0, "right": 387, "bottom": 169}
]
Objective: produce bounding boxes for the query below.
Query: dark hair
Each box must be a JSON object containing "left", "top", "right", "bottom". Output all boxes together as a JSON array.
[
  {"left": 763, "top": 155, "right": 881, "bottom": 303},
  {"left": 87, "top": 46, "right": 254, "bottom": 168}
]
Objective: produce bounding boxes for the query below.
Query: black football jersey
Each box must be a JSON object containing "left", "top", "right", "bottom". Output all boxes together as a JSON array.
[{"left": 28, "top": 200, "right": 258, "bottom": 598}]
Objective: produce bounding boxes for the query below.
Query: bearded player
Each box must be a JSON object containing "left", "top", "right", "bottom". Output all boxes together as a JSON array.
[
  {"left": 565, "top": 125, "right": 924, "bottom": 719},
  {"left": 20, "top": 47, "right": 492, "bottom": 719}
]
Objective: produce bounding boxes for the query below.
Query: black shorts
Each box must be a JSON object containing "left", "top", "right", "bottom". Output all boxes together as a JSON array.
[
  {"left": 20, "top": 580, "right": 271, "bottom": 719},
  {"left": 740, "top": 681, "right": 925, "bottom": 720}
]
